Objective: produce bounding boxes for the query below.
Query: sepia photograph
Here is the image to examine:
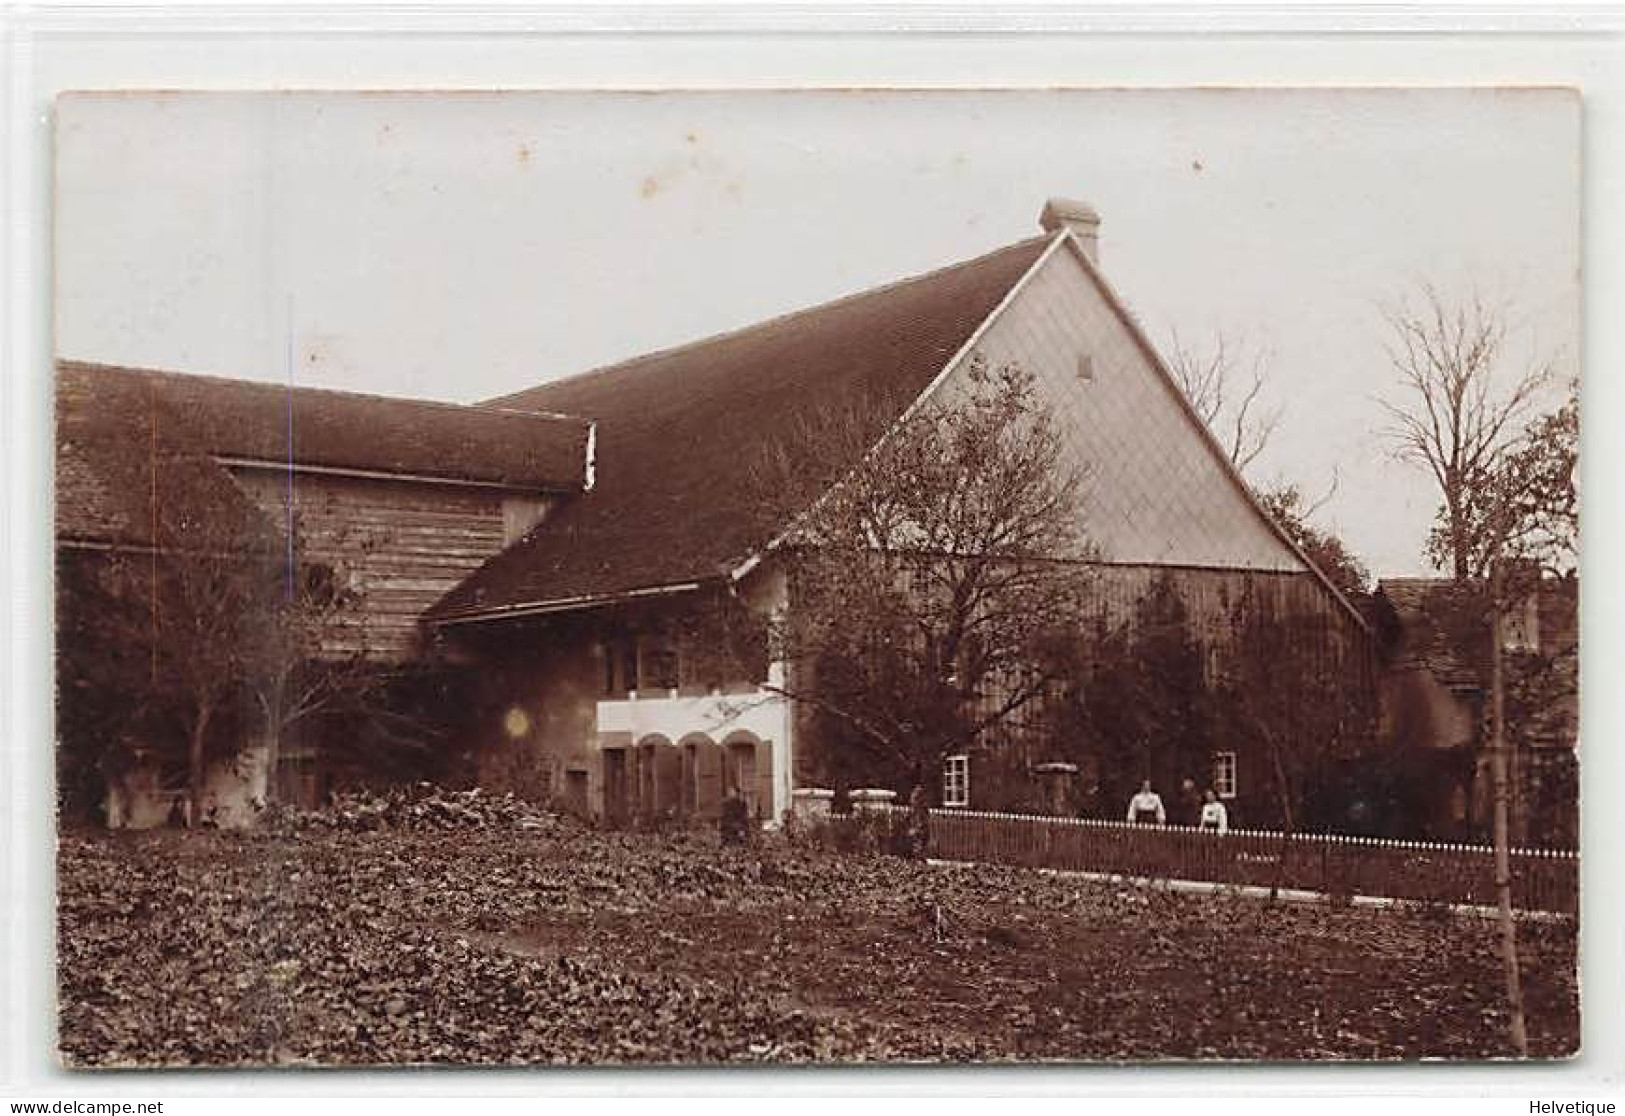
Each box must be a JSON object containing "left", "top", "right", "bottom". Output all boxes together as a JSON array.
[{"left": 52, "top": 88, "right": 1580, "bottom": 1067}]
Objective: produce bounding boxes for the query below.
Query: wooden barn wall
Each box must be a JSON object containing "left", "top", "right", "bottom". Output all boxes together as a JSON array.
[
  {"left": 1078, "top": 564, "right": 1364, "bottom": 670},
  {"left": 231, "top": 469, "right": 542, "bottom": 661},
  {"left": 997, "top": 564, "right": 1373, "bottom": 745},
  {"left": 795, "top": 562, "right": 1374, "bottom": 812}
]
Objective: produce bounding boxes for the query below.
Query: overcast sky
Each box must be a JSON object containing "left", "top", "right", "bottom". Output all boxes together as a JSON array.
[{"left": 54, "top": 89, "right": 1579, "bottom": 579}]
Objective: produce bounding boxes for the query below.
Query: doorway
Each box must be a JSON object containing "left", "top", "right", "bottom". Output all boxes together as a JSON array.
[
  {"left": 564, "top": 768, "right": 589, "bottom": 818},
  {"left": 602, "top": 748, "right": 629, "bottom": 827},
  {"left": 725, "top": 742, "right": 756, "bottom": 818}
]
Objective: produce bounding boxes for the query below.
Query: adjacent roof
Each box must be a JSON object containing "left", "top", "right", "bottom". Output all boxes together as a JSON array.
[
  {"left": 1376, "top": 575, "right": 1579, "bottom": 749},
  {"left": 57, "top": 364, "right": 271, "bottom": 550},
  {"left": 59, "top": 361, "right": 591, "bottom": 493},
  {"left": 57, "top": 362, "right": 592, "bottom": 552},
  {"left": 1376, "top": 577, "right": 1455, "bottom": 613},
  {"left": 425, "top": 234, "right": 1054, "bottom": 622},
  {"left": 1377, "top": 574, "right": 1578, "bottom": 684},
  {"left": 1375, "top": 578, "right": 1483, "bottom": 690}
]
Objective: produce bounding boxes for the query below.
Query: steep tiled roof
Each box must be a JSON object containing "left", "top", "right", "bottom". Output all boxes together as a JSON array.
[
  {"left": 1375, "top": 577, "right": 1483, "bottom": 690},
  {"left": 1377, "top": 574, "right": 1578, "bottom": 682},
  {"left": 1376, "top": 574, "right": 1579, "bottom": 749},
  {"left": 57, "top": 365, "right": 273, "bottom": 550},
  {"left": 57, "top": 362, "right": 592, "bottom": 552},
  {"left": 1376, "top": 577, "right": 1453, "bottom": 617},
  {"left": 426, "top": 235, "right": 1054, "bottom": 622},
  {"left": 58, "top": 361, "right": 590, "bottom": 494}
]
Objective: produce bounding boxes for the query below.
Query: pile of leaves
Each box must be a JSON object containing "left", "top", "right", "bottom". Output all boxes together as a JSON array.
[
  {"left": 265, "top": 783, "right": 573, "bottom": 836},
  {"left": 57, "top": 809, "right": 1580, "bottom": 1068}
]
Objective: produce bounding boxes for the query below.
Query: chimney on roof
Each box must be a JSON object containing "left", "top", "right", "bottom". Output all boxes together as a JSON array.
[{"left": 1039, "top": 197, "right": 1101, "bottom": 265}]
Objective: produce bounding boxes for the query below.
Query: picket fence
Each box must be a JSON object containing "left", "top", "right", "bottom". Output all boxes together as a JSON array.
[{"left": 843, "top": 805, "right": 1579, "bottom": 915}]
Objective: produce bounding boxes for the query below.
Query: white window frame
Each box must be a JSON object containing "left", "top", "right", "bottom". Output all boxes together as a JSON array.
[
  {"left": 1213, "top": 752, "right": 1238, "bottom": 800},
  {"left": 942, "top": 754, "right": 970, "bottom": 808},
  {"left": 1501, "top": 595, "right": 1541, "bottom": 654}
]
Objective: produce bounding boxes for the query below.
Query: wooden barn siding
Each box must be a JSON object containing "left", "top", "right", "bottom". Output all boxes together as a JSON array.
[
  {"left": 958, "top": 564, "right": 1374, "bottom": 819},
  {"left": 794, "top": 562, "right": 1373, "bottom": 793},
  {"left": 231, "top": 469, "right": 526, "bottom": 660},
  {"left": 969, "top": 564, "right": 1370, "bottom": 737},
  {"left": 1083, "top": 564, "right": 1362, "bottom": 663}
]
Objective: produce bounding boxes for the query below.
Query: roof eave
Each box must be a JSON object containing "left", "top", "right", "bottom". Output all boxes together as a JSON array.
[
  {"left": 214, "top": 455, "right": 583, "bottom": 495},
  {"left": 426, "top": 579, "right": 711, "bottom": 628}
]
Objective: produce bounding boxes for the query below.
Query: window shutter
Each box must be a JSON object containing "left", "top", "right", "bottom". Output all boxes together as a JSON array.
[
  {"left": 655, "top": 746, "right": 683, "bottom": 819},
  {"left": 695, "top": 740, "right": 724, "bottom": 819},
  {"left": 679, "top": 746, "right": 697, "bottom": 817},
  {"left": 754, "top": 739, "right": 776, "bottom": 822}
]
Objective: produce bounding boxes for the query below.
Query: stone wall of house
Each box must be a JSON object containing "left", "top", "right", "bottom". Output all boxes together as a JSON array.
[
  {"left": 450, "top": 573, "right": 787, "bottom": 823},
  {"left": 1377, "top": 667, "right": 1477, "bottom": 754},
  {"left": 457, "top": 614, "right": 605, "bottom": 813}
]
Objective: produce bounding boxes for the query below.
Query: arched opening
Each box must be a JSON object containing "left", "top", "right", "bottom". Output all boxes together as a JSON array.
[
  {"left": 679, "top": 732, "right": 721, "bottom": 820},
  {"left": 721, "top": 729, "right": 773, "bottom": 821},
  {"left": 677, "top": 736, "right": 700, "bottom": 818},
  {"left": 635, "top": 734, "right": 676, "bottom": 823}
]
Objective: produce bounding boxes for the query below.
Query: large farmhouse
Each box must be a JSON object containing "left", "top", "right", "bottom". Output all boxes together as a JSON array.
[{"left": 56, "top": 200, "right": 1375, "bottom": 830}]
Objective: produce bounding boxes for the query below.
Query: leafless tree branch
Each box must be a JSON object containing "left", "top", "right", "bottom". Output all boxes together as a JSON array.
[
  {"left": 1376, "top": 283, "right": 1554, "bottom": 580},
  {"left": 1166, "top": 326, "right": 1283, "bottom": 475}
]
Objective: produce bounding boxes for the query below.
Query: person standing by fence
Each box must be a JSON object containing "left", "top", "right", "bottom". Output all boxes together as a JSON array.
[
  {"left": 719, "top": 790, "right": 750, "bottom": 846},
  {"left": 1126, "top": 780, "right": 1166, "bottom": 826},
  {"left": 1179, "top": 777, "right": 1203, "bottom": 827},
  {"left": 1198, "top": 788, "right": 1229, "bottom": 834}
]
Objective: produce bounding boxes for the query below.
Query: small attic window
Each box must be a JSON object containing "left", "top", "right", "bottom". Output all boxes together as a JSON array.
[{"left": 1077, "top": 354, "right": 1096, "bottom": 383}]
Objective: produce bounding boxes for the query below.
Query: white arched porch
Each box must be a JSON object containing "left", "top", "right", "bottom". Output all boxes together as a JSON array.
[{"left": 596, "top": 688, "right": 790, "bottom": 824}]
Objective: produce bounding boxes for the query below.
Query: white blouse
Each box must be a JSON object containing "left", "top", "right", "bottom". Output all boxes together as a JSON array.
[
  {"left": 1126, "top": 791, "right": 1165, "bottom": 823},
  {"left": 1198, "top": 800, "right": 1229, "bottom": 834}
]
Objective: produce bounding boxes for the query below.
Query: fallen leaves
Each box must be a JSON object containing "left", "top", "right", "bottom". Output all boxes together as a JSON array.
[{"left": 56, "top": 788, "right": 1580, "bottom": 1067}]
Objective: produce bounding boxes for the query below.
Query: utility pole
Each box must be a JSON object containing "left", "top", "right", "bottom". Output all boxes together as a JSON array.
[{"left": 1488, "top": 555, "right": 1530, "bottom": 1057}]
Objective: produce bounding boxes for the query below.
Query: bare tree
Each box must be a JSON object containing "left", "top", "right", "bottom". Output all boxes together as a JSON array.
[
  {"left": 1219, "top": 592, "right": 1375, "bottom": 839},
  {"left": 69, "top": 525, "right": 281, "bottom": 820},
  {"left": 1378, "top": 284, "right": 1552, "bottom": 582},
  {"left": 1437, "top": 379, "right": 1578, "bottom": 582},
  {"left": 61, "top": 488, "right": 385, "bottom": 817},
  {"left": 1166, "top": 328, "right": 1283, "bottom": 474},
  {"left": 246, "top": 550, "right": 386, "bottom": 804},
  {"left": 1470, "top": 391, "right": 1575, "bottom": 1060},
  {"left": 1380, "top": 286, "right": 1570, "bottom": 1060},
  {"left": 747, "top": 356, "right": 1096, "bottom": 802},
  {"left": 1483, "top": 386, "right": 1575, "bottom": 1055}
]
